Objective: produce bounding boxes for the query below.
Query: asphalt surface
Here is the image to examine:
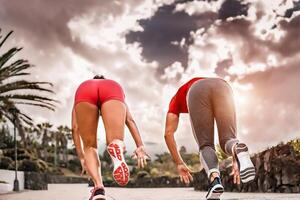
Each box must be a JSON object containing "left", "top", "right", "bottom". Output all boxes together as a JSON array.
[{"left": 1, "top": 184, "right": 300, "bottom": 200}]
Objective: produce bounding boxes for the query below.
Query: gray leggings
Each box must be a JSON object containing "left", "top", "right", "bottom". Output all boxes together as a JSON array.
[{"left": 187, "top": 78, "right": 239, "bottom": 178}]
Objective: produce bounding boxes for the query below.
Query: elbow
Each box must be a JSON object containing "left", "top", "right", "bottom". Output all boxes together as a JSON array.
[
  {"left": 72, "top": 125, "right": 78, "bottom": 135},
  {"left": 164, "top": 131, "right": 174, "bottom": 140},
  {"left": 126, "top": 116, "right": 135, "bottom": 126},
  {"left": 164, "top": 134, "right": 168, "bottom": 142}
]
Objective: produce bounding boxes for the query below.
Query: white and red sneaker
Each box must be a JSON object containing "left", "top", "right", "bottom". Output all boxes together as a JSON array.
[
  {"left": 107, "top": 140, "right": 130, "bottom": 186},
  {"left": 89, "top": 187, "right": 106, "bottom": 200}
]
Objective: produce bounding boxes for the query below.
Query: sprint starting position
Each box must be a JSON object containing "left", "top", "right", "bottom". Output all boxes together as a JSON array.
[
  {"left": 164, "top": 77, "right": 255, "bottom": 200},
  {"left": 72, "top": 75, "right": 149, "bottom": 200}
]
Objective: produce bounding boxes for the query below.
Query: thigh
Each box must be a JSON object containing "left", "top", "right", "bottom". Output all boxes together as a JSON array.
[
  {"left": 75, "top": 102, "right": 99, "bottom": 148},
  {"left": 212, "top": 79, "right": 237, "bottom": 145},
  {"left": 100, "top": 100, "right": 126, "bottom": 144},
  {"left": 187, "top": 80, "right": 215, "bottom": 149}
]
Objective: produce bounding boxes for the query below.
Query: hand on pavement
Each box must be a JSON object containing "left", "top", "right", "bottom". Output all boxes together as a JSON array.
[
  {"left": 230, "top": 155, "right": 241, "bottom": 184},
  {"left": 177, "top": 163, "right": 193, "bottom": 185},
  {"left": 132, "top": 146, "right": 151, "bottom": 168}
]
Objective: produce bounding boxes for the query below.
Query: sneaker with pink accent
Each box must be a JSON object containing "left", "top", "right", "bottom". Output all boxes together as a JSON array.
[
  {"left": 89, "top": 187, "right": 105, "bottom": 200},
  {"left": 107, "top": 140, "right": 130, "bottom": 186}
]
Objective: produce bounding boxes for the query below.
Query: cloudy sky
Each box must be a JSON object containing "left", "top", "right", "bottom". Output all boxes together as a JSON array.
[{"left": 1, "top": 0, "right": 300, "bottom": 156}]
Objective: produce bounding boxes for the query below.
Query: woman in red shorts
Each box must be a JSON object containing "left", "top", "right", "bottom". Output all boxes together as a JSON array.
[{"left": 72, "top": 75, "right": 149, "bottom": 200}]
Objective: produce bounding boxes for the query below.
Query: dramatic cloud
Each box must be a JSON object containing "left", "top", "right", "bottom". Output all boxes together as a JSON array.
[
  {"left": 126, "top": 1, "right": 222, "bottom": 73},
  {"left": 0, "top": 0, "right": 171, "bottom": 155},
  {"left": 127, "top": 0, "right": 300, "bottom": 152}
]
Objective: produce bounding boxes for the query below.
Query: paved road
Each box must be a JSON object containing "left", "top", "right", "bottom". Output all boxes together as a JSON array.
[{"left": 1, "top": 184, "right": 300, "bottom": 200}]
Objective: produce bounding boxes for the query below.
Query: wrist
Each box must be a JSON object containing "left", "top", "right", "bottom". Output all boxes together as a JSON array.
[
  {"left": 175, "top": 160, "right": 184, "bottom": 166},
  {"left": 79, "top": 156, "right": 84, "bottom": 161},
  {"left": 136, "top": 143, "right": 144, "bottom": 148},
  {"left": 78, "top": 153, "right": 84, "bottom": 160}
]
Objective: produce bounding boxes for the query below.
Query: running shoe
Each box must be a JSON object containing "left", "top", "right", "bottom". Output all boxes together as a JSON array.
[
  {"left": 234, "top": 143, "right": 256, "bottom": 183},
  {"left": 89, "top": 187, "right": 106, "bottom": 200},
  {"left": 206, "top": 177, "right": 224, "bottom": 200},
  {"left": 107, "top": 140, "right": 130, "bottom": 186}
]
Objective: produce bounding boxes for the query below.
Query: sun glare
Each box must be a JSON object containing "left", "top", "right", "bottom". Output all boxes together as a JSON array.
[{"left": 231, "top": 82, "right": 253, "bottom": 108}]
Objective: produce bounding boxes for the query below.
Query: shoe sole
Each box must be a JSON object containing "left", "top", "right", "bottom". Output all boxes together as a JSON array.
[
  {"left": 206, "top": 184, "right": 224, "bottom": 200},
  {"left": 107, "top": 142, "right": 130, "bottom": 186},
  {"left": 92, "top": 194, "right": 106, "bottom": 200},
  {"left": 236, "top": 144, "right": 256, "bottom": 183},
  {"left": 240, "top": 166, "right": 256, "bottom": 183}
]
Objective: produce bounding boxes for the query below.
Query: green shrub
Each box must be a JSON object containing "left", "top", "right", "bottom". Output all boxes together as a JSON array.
[
  {"left": 150, "top": 168, "right": 159, "bottom": 177},
  {"left": 48, "top": 167, "right": 63, "bottom": 175},
  {"left": 18, "top": 159, "right": 39, "bottom": 172},
  {"left": 216, "top": 144, "right": 229, "bottom": 161},
  {"left": 290, "top": 139, "right": 300, "bottom": 153},
  {"left": 136, "top": 171, "right": 150, "bottom": 179},
  {"left": 68, "top": 159, "right": 81, "bottom": 173},
  {"left": 18, "top": 153, "right": 30, "bottom": 160},
  {"left": 36, "top": 160, "right": 48, "bottom": 172},
  {"left": 0, "top": 156, "right": 13, "bottom": 169}
]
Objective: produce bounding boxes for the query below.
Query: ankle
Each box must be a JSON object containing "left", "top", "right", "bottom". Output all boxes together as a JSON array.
[
  {"left": 210, "top": 172, "right": 220, "bottom": 182},
  {"left": 231, "top": 143, "right": 238, "bottom": 156},
  {"left": 109, "top": 139, "right": 125, "bottom": 151},
  {"left": 94, "top": 183, "right": 104, "bottom": 189}
]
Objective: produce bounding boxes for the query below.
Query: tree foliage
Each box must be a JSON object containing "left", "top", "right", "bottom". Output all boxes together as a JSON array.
[{"left": 0, "top": 29, "right": 57, "bottom": 142}]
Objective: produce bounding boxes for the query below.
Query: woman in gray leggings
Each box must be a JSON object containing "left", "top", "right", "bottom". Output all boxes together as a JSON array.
[{"left": 164, "top": 77, "right": 255, "bottom": 200}]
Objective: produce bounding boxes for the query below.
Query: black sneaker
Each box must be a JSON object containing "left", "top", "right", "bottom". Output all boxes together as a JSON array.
[
  {"left": 89, "top": 187, "right": 106, "bottom": 200},
  {"left": 206, "top": 177, "right": 224, "bottom": 200},
  {"left": 234, "top": 143, "right": 256, "bottom": 183}
]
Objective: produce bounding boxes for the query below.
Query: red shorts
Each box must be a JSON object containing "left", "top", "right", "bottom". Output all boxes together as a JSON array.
[{"left": 74, "top": 79, "right": 125, "bottom": 107}]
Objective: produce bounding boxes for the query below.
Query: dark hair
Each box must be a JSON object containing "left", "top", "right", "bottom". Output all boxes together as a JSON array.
[{"left": 93, "top": 75, "right": 105, "bottom": 79}]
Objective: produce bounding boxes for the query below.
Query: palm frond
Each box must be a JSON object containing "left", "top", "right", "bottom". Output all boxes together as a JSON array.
[
  {"left": 0, "top": 103, "right": 32, "bottom": 126},
  {"left": 0, "top": 47, "right": 22, "bottom": 68},
  {"left": 0, "top": 29, "right": 58, "bottom": 142},
  {"left": 13, "top": 102, "right": 55, "bottom": 111},
  {"left": 0, "top": 31, "right": 13, "bottom": 48},
  {"left": 0, "top": 80, "right": 54, "bottom": 94},
  {"left": 0, "top": 60, "right": 31, "bottom": 81},
  {"left": 18, "top": 114, "right": 33, "bottom": 126},
  {"left": 0, "top": 94, "right": 58, "bottom": 104}
]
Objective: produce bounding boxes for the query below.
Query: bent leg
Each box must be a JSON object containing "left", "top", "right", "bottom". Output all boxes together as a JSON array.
[
  {"left": 75, "top": 102, "right": 103, "bottom": 188},
  {"left": 187, "top": 80, "right": 219, "bottom": 178},
  {"left": 101, "top": 100, "right": 130, "bottom": 186},
  {"left": 212, "top": 79, "right": 239, "bottom": 155},
  {"left": 100, "top": 100, "right": 126, "bottom": 144}
]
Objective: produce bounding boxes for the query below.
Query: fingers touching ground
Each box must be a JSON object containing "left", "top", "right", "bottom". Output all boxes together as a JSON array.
[
  {"left": 231, "top": 159, "right": 241, "bottom": 185},
  {"left": 133, "top": 146, "right": 150, "bottom": 168},
  {"left": 178, "top": 165, "right": 193, "bottom": 185},
  {"left": 137, "top": 156, "right": 149, "bottom": 168},
  {"left": 180, "top": 171, "right": 193, "bottom": 185}
]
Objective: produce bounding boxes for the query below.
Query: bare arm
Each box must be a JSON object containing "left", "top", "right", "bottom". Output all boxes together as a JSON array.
[
  {"left": 71, "top": 108, "right": 84, "bottom": 159},
  {"left": 164, "top": 113, "right": 184, "bottom": 165},
  {"left": 125, "top": 104, "right": 149, "bottom": 168},
  {"left": 165, "top": 113, "right": 193, "bottom": 184},
  {"left": 125, "top": 104, "right": 143, "bottom": 148}
]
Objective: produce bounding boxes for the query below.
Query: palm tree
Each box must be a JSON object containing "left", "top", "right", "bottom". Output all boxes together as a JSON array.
[
  {"left": 56, "top": 125, "right": 72, "bottom": 166},
  {"left": 0, "top": 29, "right": 57, "bottom": 142},
  {"left": 36, "top": 123, "right": 53, "bottom": 147},
  {"left": 35, "top": 122, "right": 53, "bottom": 161}
]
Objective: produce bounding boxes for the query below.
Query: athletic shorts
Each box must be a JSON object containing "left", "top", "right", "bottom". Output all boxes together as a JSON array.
[{"left": 74, "top": 79, "right": 125, "bottom": 107}]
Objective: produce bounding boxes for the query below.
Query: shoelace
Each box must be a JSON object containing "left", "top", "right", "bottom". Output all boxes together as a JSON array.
[
  {"left": 89, "top": 188, "right": 94, "bottom": 200},
  {"left": 89, "top": 188, "right": 98, "bottom": 200}
]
